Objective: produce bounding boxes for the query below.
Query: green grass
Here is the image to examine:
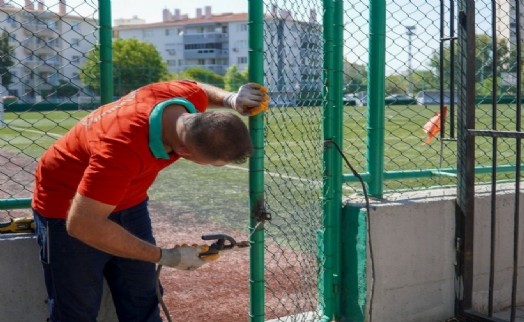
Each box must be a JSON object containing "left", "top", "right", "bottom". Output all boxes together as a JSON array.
[
  {"left": 0, "top": 111, "right": 87, "bottom": 158},
  {"left": 1, "top": 104, "right": 521, "bottom": 228}
]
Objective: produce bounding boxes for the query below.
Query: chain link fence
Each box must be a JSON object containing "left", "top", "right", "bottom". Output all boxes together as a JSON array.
[
  {"left": 342, "top": 0, "right": 522, "bottom": 196},
  {"left": 2, "top": 0, "right": 523, "bottom": 320},
  {"left": 261, "top": 0, "right": 325, "bottom": 320},
  {"left": 0, "top": 0, "right": 99, "bottom": 222}
]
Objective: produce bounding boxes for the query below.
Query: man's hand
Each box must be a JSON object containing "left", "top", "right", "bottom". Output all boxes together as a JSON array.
[
  {"left": 224, "top": 83, "right": 269, "bottom": 116},
  {"left": 158, "top": 244, "right": 220, "bottom": 270}
]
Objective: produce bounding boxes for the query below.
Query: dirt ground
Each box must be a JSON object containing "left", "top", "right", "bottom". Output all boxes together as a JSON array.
[
  {"left": 151, "top": 201, "right": 253, "bottom": 322},
  {"left": 150, "top": 201, "right": 317, "bottom": 322},
  {"left": 0, "top": 150, "right": 316, "bottom": 322}
]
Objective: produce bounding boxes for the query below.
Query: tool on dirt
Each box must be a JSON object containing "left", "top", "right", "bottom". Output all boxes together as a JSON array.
[
  {"left": 199, "top": 233, "right": 250, "bottom": 258},
  {"left": 0, "top": 217, "right": 35, "bottom": 234},
  {"left": 157, "top": 233, "right": 250, "bottom": 322}
]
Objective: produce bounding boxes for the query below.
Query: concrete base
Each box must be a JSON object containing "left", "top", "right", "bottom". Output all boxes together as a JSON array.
[
  {"left": 0, "top": 233, "right": 117, "bottom": 322},
  {"left": 350, "top": 186, "right": 524, "bottom": 322}
]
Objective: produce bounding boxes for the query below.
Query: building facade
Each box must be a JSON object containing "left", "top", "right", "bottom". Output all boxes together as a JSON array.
[
  {"left": 114, "top": 6, "right": 322, "bottom": 106},
  {"left": 496, "top": 0, "right": 524, "bottom": 47},
  {"left": 0, "top": 1, "right": 97, "bottom": 102},
  {"left": 114, "top": 7, "right": 249, "bottom": 76}
]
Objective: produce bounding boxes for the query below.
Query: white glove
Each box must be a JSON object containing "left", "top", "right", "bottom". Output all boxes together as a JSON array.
[
  {"left": 224, "top": 83, "right": 269, "bottom": 116},
  {"left": 158, "top": 244, "right": 219, "bottom": 270}
]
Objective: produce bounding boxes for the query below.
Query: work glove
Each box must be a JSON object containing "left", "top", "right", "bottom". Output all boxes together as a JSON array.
[
  {"left": 158, "top": 244, "right": 220, "bottom": 270},
  {"left": 224, "top": 83, "right": 269, "bottom": 116}
]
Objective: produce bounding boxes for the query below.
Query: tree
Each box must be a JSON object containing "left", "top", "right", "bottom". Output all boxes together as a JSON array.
[
  {"left": 224, "top": 65, "right": 247, "bottom": 91},
  {"left": 344, "top": 59, "right": 367, "bottom": 93},
  {"left": 385, "top": 74, "right": 408, "bottom": 94},
  {"left": 410, "top": 70, "right": 439, "bottom": 92},
  {"left": 428, "top": 34, "right": 510, "bottom": 87},
  {"left": 81, "top": 38, "right": 169, "bottom": 96},
  {"left": 177, "top": 66, "right": 224, "bottom": 88},
  {"left": 0, "top": 31, "right": 14, "bottom": 89},
  {"left": 51, "top": 80, "right": 79, "bottom": 98}
]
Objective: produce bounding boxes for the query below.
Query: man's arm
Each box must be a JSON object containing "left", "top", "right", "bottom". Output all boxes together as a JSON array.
[
  {"left": 66, "top": 193, "right": 161, "bottom": 263},
  {"left": 195, "top": 82, "right": 235, "bottom": 108},
  {"left": 196, "top": 81, "right": 269, "bottom": 116}
]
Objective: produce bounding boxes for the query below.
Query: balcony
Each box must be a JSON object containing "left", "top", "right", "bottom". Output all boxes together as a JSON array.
[
  {"left": 183, "top": 32, "right": 228, "bottom": 44},
  {"left": 183, "top": 49, "right": 229, "bottom": 60}
]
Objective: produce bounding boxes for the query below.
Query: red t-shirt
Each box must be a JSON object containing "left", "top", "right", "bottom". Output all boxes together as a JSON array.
[{"left": 32, "top": 81, "right": 208, "bottom": 219}]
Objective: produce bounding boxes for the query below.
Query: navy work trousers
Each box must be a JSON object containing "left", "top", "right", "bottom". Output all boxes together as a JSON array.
[{"left": 33, "top": 200, "right": 162, "bottom": 322}]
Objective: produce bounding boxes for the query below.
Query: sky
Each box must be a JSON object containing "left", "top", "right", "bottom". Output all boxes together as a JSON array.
[{"left": 110, "top": 0, "right": 248, "bottom": 23}]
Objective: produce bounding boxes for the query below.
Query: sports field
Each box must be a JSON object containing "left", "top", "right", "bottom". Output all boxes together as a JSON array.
[
  {"left": 0, "top": 104, "right": 522, "bottom": 321},
  {"left": 1, "top": 103, "right": 521, "bottom": 206}
]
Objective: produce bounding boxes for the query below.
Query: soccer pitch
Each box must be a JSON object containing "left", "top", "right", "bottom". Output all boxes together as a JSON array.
[{"left": 0, "top": 104, "right": 520, "bottom": 225}]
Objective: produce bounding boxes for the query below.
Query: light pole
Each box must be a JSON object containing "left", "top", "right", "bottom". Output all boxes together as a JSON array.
[{"left": 405, "top": 25, "right": 416, "bottom": 95}]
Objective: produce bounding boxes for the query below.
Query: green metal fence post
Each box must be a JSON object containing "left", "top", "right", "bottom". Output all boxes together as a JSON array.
[
  {"left": 248, "top": 1, "right": 265, "bottom": 321},
  {"left": 367, "top": 0, "right": 386, "bottom": 198},
  {"left": 99, "top": 0, "right": 113, "bottom": 104},
  {"left": 320, "top": 0, "right": 343, "bottom": 319},
  {"left": 333, "top": 0, "right": 344, "bottom": 319}
]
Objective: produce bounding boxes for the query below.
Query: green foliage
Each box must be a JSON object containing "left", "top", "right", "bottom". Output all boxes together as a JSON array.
[
  {"left": 177, "top": 66, "right": 224, "bottom": 88},
  {"left": 429, "top": 33, "right": 511, "bottom": 86},
  {"left": 51, "top": 80, "right": 80, "bottom": 98},
  {"left": 0, "top": 31, "right": 14, "bottom": 89},
  {"left": 344, "top": 59, "right": 367, "bottom": 93},
  {"left": 385, "top": 74, "right": 408, "bottom": 94},
  {"left": 81, "top": 39, "right": 169, "bottom": 96},
  {"left": 224, "top": 65, "right": 247, "bottom": 91}
]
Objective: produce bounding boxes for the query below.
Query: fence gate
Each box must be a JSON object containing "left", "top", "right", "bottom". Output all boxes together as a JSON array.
[{"left": 455, "top": 0, "right": 523, "bottom": 321}]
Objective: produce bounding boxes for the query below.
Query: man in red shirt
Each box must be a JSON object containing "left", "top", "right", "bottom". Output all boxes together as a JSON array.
[{"left": 32, "top": 80, "right": 268, "bottom": 322}]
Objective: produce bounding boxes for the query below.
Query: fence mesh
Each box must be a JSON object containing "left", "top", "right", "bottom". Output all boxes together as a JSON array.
[
  {"left": 0, "top": 0, "right": 98, "bottom": 221},
  {"left": 262, "top": 0, "right": 324, "bottom": 320},
  {"left": 2, "top": 0, "right": 523, "bottom": 320}
]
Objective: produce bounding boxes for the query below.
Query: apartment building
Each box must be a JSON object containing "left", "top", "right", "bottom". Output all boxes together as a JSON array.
[
  {"left": 114, "top": 7, "right": 249, "bottom": 76},
  {"left": 496, "top": 0, "right": 524, "bottom": 47},
  {"left": 0, "top": 0, "right": 97, "bottom": 102},
  {"left": 114, "top": 6, "right": 322, "bottom": 106}
]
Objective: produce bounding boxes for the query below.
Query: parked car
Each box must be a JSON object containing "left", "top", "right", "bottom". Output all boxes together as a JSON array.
[
  {"left": 343, "top": 94, "right": 363, "bottom": 106},
  {"left": 385, "top": 94, "right": 417, "bottom": 105},
  {"left": 416, "top": 90, "right": 456, "bottom": 105},
  {"left": 2, "top": 95, "right": 18, "bottom": 106}
]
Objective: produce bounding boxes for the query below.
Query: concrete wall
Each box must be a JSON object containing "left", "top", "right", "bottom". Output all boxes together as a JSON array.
[
  {"left": 2, "top": 187, "right": 522, "bottom": 322},
  {"left": 357, "top": 187, "right": 524, "bottom": 322},
  {"left": 0, "top": 234, "right": 117, "bottom": 322}
]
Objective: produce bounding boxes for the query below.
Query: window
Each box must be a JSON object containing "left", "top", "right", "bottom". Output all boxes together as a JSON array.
[
  {"left": 237, "top": 57, "right": 247, "bottom": 64},
  {"left": 198, "top": 59, "right": 205, "bottom": 65},
  {"left": 167, "top": 60, "right": 177, "bottom": 66},
  {"left": 165, "top": 29, "right": 170, "bottom": 36},
  {"left": 238, "top": 24, "right": 248, "bottom": 32}
]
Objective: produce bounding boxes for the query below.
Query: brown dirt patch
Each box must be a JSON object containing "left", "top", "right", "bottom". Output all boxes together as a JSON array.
[{"left": 150, "top": 201, "right": 317, "bottom": 322}]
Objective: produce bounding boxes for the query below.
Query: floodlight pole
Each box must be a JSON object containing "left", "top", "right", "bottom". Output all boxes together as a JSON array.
[{"left": 405, "top": 25, "right": 416, "bottom": 95}]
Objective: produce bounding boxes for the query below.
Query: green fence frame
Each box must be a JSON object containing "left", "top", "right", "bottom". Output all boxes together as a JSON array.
[
  {"left": 248, "top": 0, "right": 266, "bottom": 321},
  {"left": 0, "top": 0, "right": 112, "bottom": 211}
]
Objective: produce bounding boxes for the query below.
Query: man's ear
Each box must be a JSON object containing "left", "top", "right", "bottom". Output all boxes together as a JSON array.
[{"left": 174, "top": 145, "right": 191, "bottom": 157}]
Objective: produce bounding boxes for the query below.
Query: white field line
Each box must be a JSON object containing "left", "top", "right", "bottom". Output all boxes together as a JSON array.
[
  {"left": 9, "top": 125, "right": 62, "bottom": 139},
  {"left": 9, "top": 126, "right": 356, "bottom": 192},
  {"left": 225, "top": 164, "right": 356, "bottom": 191}
]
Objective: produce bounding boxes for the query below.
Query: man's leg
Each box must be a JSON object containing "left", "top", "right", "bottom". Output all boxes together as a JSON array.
[
  {"left": 105, "top": 200, "right": 162, "bottom": 322},
  {"left": 34, "top": 210, "right": 111, "bottom": 322}
]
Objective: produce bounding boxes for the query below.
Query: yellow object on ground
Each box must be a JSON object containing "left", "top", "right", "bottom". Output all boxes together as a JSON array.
[{"left": 0, "top": 217, "right": 35, "bottom": 234}]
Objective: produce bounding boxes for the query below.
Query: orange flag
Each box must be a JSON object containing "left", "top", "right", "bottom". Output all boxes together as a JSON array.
[{"left": 423, "top": 105, "right": 448, "bottom": 144}]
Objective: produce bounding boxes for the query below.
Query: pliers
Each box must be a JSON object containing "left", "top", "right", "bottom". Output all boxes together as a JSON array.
[{"left": 199, "top": 234, "right": 250, "bottom": 257}]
